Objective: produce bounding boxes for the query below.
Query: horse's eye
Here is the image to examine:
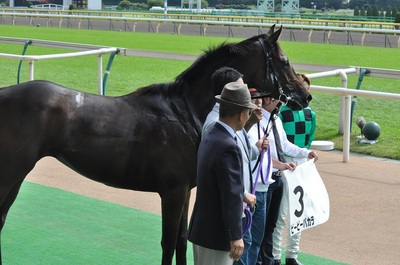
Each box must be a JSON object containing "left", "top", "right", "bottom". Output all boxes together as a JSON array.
[
  {"left": 283, "top": 57, "right": 289, "bottom": 66},
  {"left": 280, "top": 56, "right": 289, "bottom": 66}
]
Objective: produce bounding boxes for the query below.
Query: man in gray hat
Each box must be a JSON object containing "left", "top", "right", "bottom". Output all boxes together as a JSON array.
[{"left": 188, "top": 82, "right": 258, "bottom": 265}]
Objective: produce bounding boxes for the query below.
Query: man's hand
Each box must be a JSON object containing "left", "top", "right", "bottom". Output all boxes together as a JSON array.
[
  {"left": 244, "top": 107, "right": 262, "bottom": 132},
  {"left": 308, "top": 150, "right": 318, "bottom": 162},
  {"left": 244, "top": 193, "right": 256, "bottom": 209},
  {"left": 229, "top": 239, "right": 244, "bottom": 261},
  {"left": 272, "top": 159, "right": 296, "bottom": 171},
  {"left": 281, "top": 162, "right": 296, "bottom": 171},
  {"left": 256, "top": 135, "right": 269, "bottom": 153}
]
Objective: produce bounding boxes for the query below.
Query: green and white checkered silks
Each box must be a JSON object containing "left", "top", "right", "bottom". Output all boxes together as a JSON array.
[{"left": 278, "top": 105, "right": 316, "bottom": 149}]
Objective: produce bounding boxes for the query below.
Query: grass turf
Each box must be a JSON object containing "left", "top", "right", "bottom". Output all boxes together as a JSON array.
[{"left": 2, "top": 181, "right": 348, "bottom": 264}]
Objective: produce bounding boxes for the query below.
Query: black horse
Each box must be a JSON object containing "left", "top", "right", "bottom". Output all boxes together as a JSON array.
[{"left": 0, "top": 26, "right": 311, "bottom": 265}]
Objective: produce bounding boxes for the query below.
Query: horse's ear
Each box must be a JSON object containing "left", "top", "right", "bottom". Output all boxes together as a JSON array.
[
  {"left": 268, "top": 25, "right": 282, "bottom": 44},
  {"left": 267, "top": 24, "right": 276, "bottom": 36}
]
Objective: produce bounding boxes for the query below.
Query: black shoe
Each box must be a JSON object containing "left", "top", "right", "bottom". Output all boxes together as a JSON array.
[
  {"left": 274, "top": 260, "right": 282, "bottom": 265},
  {"left": 285, "top": 258, "right": 303, "bottom": 265}
]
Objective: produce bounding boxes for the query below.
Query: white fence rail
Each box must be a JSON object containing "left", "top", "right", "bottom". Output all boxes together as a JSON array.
[
  {"left": 306, "top": 67, "right": 400, "bottom": 162},
  {"left": 1, "top": 12, "right": 400, "bottom": 47},
  {"left": 0, "top": 47, "right": 119, "bottom": 95}
]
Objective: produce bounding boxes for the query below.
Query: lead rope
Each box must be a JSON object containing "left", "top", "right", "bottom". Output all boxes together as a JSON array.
[
  {"left": 242, "top": 114, "right": 275, "bottom": 235},
  {"left": 242, "top": 142, "right": 272, "bottom": 235}
]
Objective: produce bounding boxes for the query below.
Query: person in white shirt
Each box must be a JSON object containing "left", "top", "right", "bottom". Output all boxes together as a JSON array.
[
  {"left": 257, "top": 97, "right": 318, "bottom": 265},
  {"left": 244, "top": 92, "right": 296, "bottom": 265}
]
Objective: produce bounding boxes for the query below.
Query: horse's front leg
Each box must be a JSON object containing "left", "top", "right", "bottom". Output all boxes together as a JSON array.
[
  {"left": 160, "top": 186, "right": 190, "bottom": 265},
  {"left": 175, "top": 190, "right": 191, "bottom": 265}
]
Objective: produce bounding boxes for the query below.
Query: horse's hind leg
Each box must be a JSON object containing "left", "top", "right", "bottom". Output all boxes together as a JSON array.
[
  {"left": 160, "top": 187, "right": 190, "bottom": 265},
  {"left": 0, "top": 233, "right": 2, "bottom": 265},
  {"left": 0, "top": 181, "right": 23, "bottom": 229},
  {"left": 0, "top": 180, "right": 24, "bottom": 265}
]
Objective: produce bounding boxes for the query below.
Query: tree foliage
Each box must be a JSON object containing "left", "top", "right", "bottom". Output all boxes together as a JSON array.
[
  {"left": 348, "top": 0, "right": 400, "bottom": 10},
  {"left": 299, "top": 0, "right": 342, "bottom": 10},
  {"left": 207, "top": 0, "right": 254, "bottom": 7},
  {"left": 354, "top": 6, "right": 360, "bottom": 15},
  {"left": 386, "top": 5, "right": 392, "bottom": 16},
  {"left": 395, "top": 11, "right": 400, "bottom": 21},
  {"left": 395, "top": 12, "right": 400, "bottom": 28},
  {"left": 147, "top": 0, "right": 164, "bottom": 8},
  {"left": 361, "top": 6, "right": 366, "bottom": 15},
  {"left": 118, "top": 0, "right": 132, "bottom": 10},
  {"left": 367, "top": 5, "right": 373, "bottom": 16},
  {"left": 372, "top": 5, "right": 379, "bottom": 16}
]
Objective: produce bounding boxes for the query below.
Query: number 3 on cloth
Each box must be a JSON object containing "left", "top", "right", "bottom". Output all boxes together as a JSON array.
[
  {"left": 293, "top": 185, "right": 304, "bottom": 218},
  {"left": 283, "top": 159, "right": 330, "bottom": 235}
]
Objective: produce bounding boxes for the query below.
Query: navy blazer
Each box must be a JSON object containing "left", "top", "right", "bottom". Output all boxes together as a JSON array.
[{"left": 188, "top": 122, "right": 244, "bottom": 251}]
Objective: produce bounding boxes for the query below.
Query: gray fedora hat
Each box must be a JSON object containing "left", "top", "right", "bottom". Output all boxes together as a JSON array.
[{"left": 215, "top": 82, "right": 258, "bottom": 109}]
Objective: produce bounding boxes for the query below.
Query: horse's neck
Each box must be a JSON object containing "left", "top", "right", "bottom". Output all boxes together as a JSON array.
[{"left": 184, "top": 80, "right": 215, "bottom": 124}]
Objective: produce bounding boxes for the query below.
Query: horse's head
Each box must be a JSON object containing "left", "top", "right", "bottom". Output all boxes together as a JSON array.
[
  {"left": 244, "top": 26, "right": 312, "bottom": 110},
  {"left": 175, "top": 26, "right": 312, "bottom": 123}
]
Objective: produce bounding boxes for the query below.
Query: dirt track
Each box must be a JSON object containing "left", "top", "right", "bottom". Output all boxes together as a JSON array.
[{"left": 26, "top": 150, "right": 400, "bottom": 265}]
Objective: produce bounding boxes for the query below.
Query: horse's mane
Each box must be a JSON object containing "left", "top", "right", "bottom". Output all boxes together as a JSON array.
[
  {"left": 175, "top": 34, "right": 266, "bottom": 84},
  {"left": 133, "top": 82, "right": 176, "bottom": 98},
  {"left": 133, "top": 34, "right": 269, "bottom": 98}
]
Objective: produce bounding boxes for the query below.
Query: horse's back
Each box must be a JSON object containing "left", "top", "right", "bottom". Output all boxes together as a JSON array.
[
  {"left": 1, "top": 80, "right": 76, "bottom": 99},
  {"left": 0, "top": 80, "right": 83, "bottom": 118},
  {"left": 0, "top": 81, "right": 96, "bottom": 158}
]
